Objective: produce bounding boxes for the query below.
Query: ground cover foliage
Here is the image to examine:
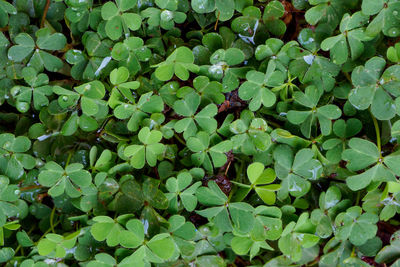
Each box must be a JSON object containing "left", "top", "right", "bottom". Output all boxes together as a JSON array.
[{"left": 2, "top": 0, "right": 400, "bottom": 266}]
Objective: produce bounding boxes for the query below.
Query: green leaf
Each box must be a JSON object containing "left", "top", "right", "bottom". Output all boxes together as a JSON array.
[{"left": 7, "top": 33, "right": 34, "bottom": 62}]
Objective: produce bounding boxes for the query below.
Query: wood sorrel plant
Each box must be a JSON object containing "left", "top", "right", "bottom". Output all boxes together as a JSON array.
[{"left": 1, "top": 0, "right": 400, "bottom": 266}]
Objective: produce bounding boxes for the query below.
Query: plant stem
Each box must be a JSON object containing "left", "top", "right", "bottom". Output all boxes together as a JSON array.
[
  {"left": 174, "top": 134, "right": 186, "bottom": 146},
  {"left": 40, "top": 0, "right": 51, "bottom": 28},
  {"left": 65, "top": 150, "right": 73, "bottom": 167},
  {"left": 50, "top": 206, "right": 56, "bottom": 233},
  {"left": 230, "top": 181, "right": 251, "bottom": 188},
  {"left": 236, "top": 161, "right": 245, "bottom": 183},
  {"left": 370, "top": 109, "right": 381, "bottom": 155},
  {"left": 19, "top": 185, "right": 44, "bottom": 191},
  {"left": 267, "top": 120, "right": 282, "bottom": 129},
  {"left": 34, "top": 220, "right": 61, "bottom": 245},
  {"left": 14, "top": 224, "right": 36, "bottom": 255},
  {"left": 342, "top": 71, "right": 352, "bottom": 83},
  {"left": 355, "top": 191, "right": 361, "bottom": 206}
]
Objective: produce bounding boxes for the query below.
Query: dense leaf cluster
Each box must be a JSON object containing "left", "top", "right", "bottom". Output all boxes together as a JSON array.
[{"left": 1, "top": 0, "right": 400, "bottom": 266}]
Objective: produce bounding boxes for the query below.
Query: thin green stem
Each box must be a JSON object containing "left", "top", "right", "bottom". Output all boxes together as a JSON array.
[
  {"left": 236, "top": 161, "right": 245, "bottom": 184},
  {"left": 342, "top": 71, "right": 352, "bottom": 83},
  {"left": 267, "top": 120, "right": 282, "bottom": 129},
  {"left": 355, "top": 191, "right": 361, "bottom": 206},
  {"left": 34, "top": 220, "right": 61, "bottom": 245},
  {"left": 174, "top": 134, "right": 186, "bottom": 146},
  {"left": 65, "top": 150, "right": 73, "bottom": 167},
  {"left": 50, "top": 206, "right": 56, "bottom": 233},
  {"left": 370, "top": 109, "right": 381, "bottom": 155},
  {"left": 351, "top": 246, "right": 356, "bottom": 257},
  {"left": 14, "top": 224, "right": 36, "bottom": 255},
  {"left": 230, "top": 181, "right": 251, "bottom": 188}
]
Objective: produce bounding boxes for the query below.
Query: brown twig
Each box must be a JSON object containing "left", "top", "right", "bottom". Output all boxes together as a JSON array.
[
  {"left": 19, "top": 185, "right": 44, "bottom": 191},
  {"left": 41, "top": 0, "right": 51, "bottom": 28},
  {"left": 214, "top": 11, "right": 220, "bottom": 31}
]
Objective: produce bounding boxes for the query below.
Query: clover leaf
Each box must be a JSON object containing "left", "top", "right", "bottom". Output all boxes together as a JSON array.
[
  {"left": 342, "top": 138, "right": 399, "bottom": 191},
  {"left": 387, "top": 42, "right": 400, "bottom": 63},
  {"left": 187, "top": 75, "right": 225, "bottom": 104},
  {"left": 90, "top": 215, "right": 128, "bottom": 247},
  {"left": 0, "top": 176, "right": 21, "bottom": 227},
  {"left": 262, "top": 1, "right": 287, "bottom": 36},
  {"left": 142, "top": 177, "right": 169, "bottom": 210},
  {"left": 124, "top": 127, "right": 165, "bottom": 169},
  {"left": 229, "top": 110, "right": 272, "bottom": 155},
  {"left": 270, "top": 128, "right": 312, "bottom": 150},
  {"left": 0, "top": 221, "right": 20, "bottom": 246},
  {"left": 376, "top": 230, "right": 400, "bottom": 265},
  {"left": 311, "top": 186, "right": 351, "bottom": 238},
  {"left": 54, "top": 81, "right": 108, "bottom": 135},
  {"left": 288, "top": 44, "right": 340, "bottom": 85},
  {"left": 165, "top": 172, "right": 201, "bottom": 212},
  {"left": 204, "top": 48, "right": 247, "bottom": 92},
  {"left": 111, "top": 37, "right": 151, "bottom": 76},
  {"left": 0, "top": 133, "right": 35, "bottom": 180},
  {"left": 142, "top": 0, "right": 187, "bottom": 30},
  {"left": 173, "top": 92, "right": 218, "bottom": 139},
  {"left": 153, "top": 47, "right": 199, "bottom": 81},
  {"left": 64, "top": 0, "right": 98, "bottom": 34},
  {"left": 187, "top": 131, "right": 232, "bottom": 172},
  {"left": 118, "top": 218, "right": 176, "bottom": 262},
  {"left": 255, "top": 38, "right": 295, "bottom": 73},
  {"left": 274, "top": 145, "right": 322, "bottom": 199},
  {"left": 362, "top": 0, "right": 400, "bottom": 37},
  {"left": 65, "top": 32, "right": 113, "bottom": 80},
  {"left": 86, "top": 253, "right": 117, "bottom": 267},
  {"left": 231, "top": 235, "right": 273, "bottom": 259},
  {"left": 239, "top": 61, "right": 284, "bottom": 111},
  {"left": 101, "top": 0, "right": 141, "bottom": 40},
  {"left": 278, "top": 212, "right": 320, "bottom": 262},
  {"left": 109, "top": 67, "right": 140, "bottom": 97},
  {"left": 322, "top": 119, "right": 362, "bottom": 164},
  {"left": 192, "top": 0, "right": 236, "bottom": 21},
  {"left": 10, "top": 67, "right": 52, "bottom": 113},
  {"left": 37, "top": 231, "right": 80, "bottom": 258},
  {"left": 38, "top": 161, "right": 92, "bottom": 197},
  {"left": 287, "top": 85, "right": 342, "bottom": 138},
  {"left": 112, "top": 92, "right": 164, "bottom": 132},
  {"left": 379, "top": 187, "right": 400, "bottom": 221},
  {"left": 196, "top": 181, "right": 255, "bottom": 234},
  {"left": 305, "top": 0, "right": 354, "bottom": 30},
  {"left": 0, "top": 0, "right": 16, "bottom": 28},
  {"left": 318, "top": 238, "right": 353, "bottom": 267},
  {"left": 7, "top": 28, "right": 66, "bottom": 72},
  {"left": 349, "top": 57, "right": 400, "bottom": 120},
  {"left": 231, "top": 6, "right": 261, "bottom": 42},
  {"left": 167, "top": 215, "right": 196, "bottom": 256},
  {"left": 335, "top": 206, "right": 378, "bottom": 246},
  {"left": 234, "top": 162, "right": 281, "bottom": 205},
  {"left": 251, "top": 206, "right": 283, "bottom": 242},
  {"left": 321, "top": 12, "right": 373, "bottom": 64}
]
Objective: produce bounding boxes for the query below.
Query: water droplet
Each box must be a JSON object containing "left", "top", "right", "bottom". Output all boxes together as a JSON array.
[
  {"left": 160, "top": 10, "right": 173, "bottom": 21},
  {"left": 3, "top": 141, "right": 11, "bottom": 149},
  {"left": 303, "top": 54, "right": 315, "bottom": 65},
  {"left": 62, "top": 96, "right": 68, "bottom": 101},
  {"left": 388, "top": 27, "right": 400, "bottom": 37},
  {"left": 10, "top": 87, "right": 20, "bottom": 96},
  {"left": 17, "top": 102, "right": 29, "bottom": 113}
]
